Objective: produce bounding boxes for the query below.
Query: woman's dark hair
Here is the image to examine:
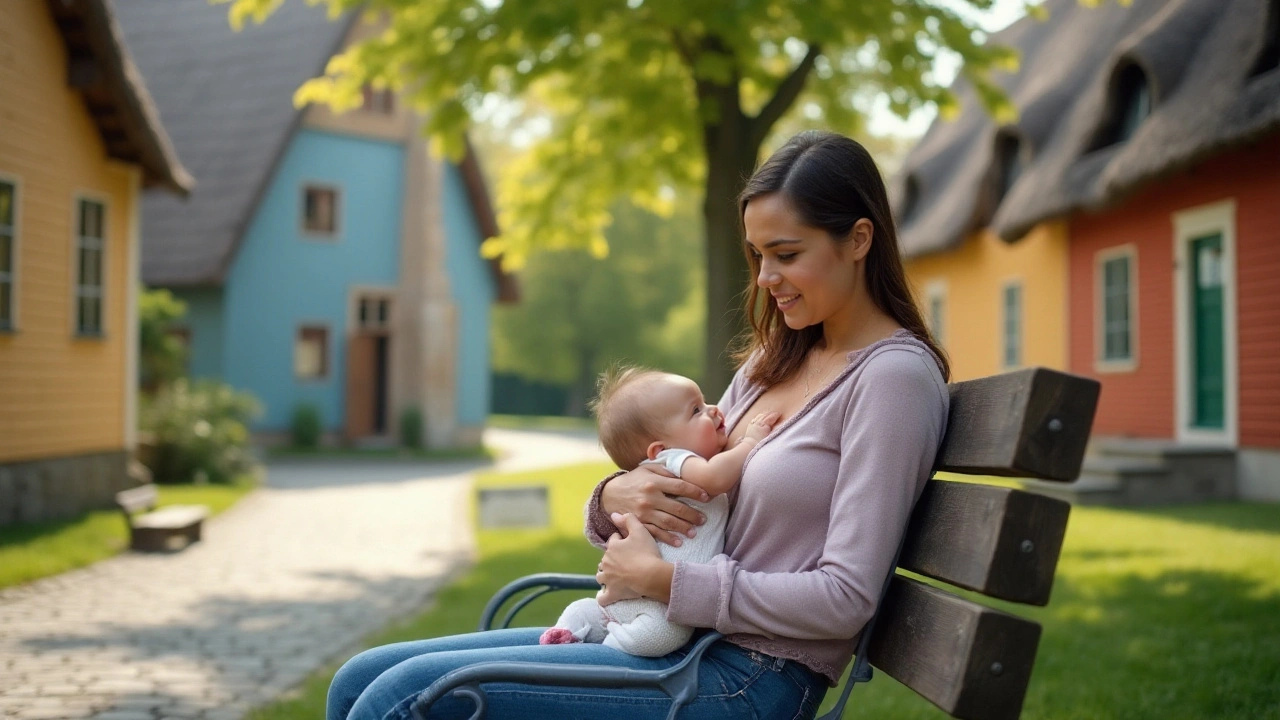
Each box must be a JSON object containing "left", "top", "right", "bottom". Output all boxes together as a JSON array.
[{"left": 734, "top": 130, "right": 951, "bottom": 384}]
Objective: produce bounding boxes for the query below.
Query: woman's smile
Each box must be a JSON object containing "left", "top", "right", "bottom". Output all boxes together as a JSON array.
[{"left": 773, "top": 293, "right": 800, "bottom": 311}]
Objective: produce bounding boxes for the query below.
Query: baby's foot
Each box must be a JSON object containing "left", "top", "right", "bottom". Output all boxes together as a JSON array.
[{"left": 539, "top": 627, "right": 580, "bottom": 645}]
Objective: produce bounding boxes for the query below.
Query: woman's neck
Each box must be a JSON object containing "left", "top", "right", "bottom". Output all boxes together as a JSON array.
[{"left": 821, "top": 308, "right": 901, "bottom": 356}]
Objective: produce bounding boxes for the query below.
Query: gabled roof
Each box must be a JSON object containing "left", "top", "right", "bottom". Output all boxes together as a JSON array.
[
  {"left": 114, "top": 0, "right": 355, "bottom": 286},
  {"left": 893, "top": 0, "right": 1280, "bottom": 258},
  {"left": 47, "top": 0, "right": 192, "bottom": 195}
]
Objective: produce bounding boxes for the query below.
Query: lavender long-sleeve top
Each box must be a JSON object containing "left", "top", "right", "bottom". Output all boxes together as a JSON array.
[{"left": 585, "top": 331, "right": 949, "bottom": 684}]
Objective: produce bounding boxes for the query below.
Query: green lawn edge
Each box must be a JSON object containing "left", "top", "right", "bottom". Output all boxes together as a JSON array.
[{"left": 0, "top": 474, "right": 258, "bottom": 590}]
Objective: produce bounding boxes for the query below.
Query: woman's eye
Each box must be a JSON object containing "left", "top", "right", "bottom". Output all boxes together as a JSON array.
[{"left": 777, "top": 253, "right": 797, "bottom": 262}]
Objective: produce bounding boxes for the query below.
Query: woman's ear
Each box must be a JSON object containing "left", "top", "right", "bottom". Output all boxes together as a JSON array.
[{"left": 849, "top": 218, "right": 874, "bottom": 262}]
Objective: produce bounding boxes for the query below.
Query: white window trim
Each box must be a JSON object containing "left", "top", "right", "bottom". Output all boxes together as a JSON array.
[
  {"left": 1001, "top": 278, "right": 1023, "bottom": 371},
  {"left": 348, "top": 285, "right": 397, "bottom": 334},
  {"left": 299, "top": 182, "right": 343, "bottom": 240},
  {"left": 1093, "top": 244, "right": 1139, "bottom": 373},
  {"left": 0, "top": 173, "right": 21, "bottom": 332},
  {"left": 70, "top": 191, "right": 110, "bottom": 339},
  {"left": 924, "top": 278, "right": 947, "bottom": 347},
  {"left": 295, "top": 322, "right": 332, "bottom": 382},
  {"left": 1172, "top": 199, "right": 1238, "bottom": 447}
]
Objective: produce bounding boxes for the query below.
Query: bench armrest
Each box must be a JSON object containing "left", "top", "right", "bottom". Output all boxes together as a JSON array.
[
  {"left": 477, "top": 573, "right": 602, "bottom": 632},
  {"left": 409, "top": 630, "right": 724, "bottom": 720}
]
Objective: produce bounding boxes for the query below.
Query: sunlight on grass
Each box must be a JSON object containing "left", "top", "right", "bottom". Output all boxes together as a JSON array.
[
  {"left": 250, "top": 462, "right": 1280, "bottom": 720},
  {"left": 0, "top": 475, "right": 257, "bottom": 590}
]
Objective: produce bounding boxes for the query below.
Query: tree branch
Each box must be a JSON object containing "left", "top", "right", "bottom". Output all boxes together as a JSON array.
[{"left": 750, "top": 42, "right": 821, "bottom": 147}]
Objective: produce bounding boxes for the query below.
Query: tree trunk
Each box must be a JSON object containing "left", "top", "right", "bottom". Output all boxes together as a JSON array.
[{"left": 701, "top": 102, "right": 761, "bottom": 398}]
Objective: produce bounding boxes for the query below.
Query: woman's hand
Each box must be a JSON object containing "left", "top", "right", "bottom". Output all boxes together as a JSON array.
[
  {"left": 597, "top": 513, "right": 673, "bottom": 606},
  {"left": 600, "top": 466, "right": 709, "bottom": 547}
]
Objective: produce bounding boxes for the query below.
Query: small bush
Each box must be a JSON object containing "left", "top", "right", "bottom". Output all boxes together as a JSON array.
[
  {"left": 290, "top": 403, "right": 323, "bottom": 449},
  {"left": 140, "top": 379, "right": 261, "bottom": 484},
  {"left": 399, "top": 406, "right": 424, "bottom": 449}
]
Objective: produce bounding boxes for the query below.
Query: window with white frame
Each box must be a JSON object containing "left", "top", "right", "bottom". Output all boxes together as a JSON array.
[
  {"left": 0, "top": 180, "right": 15, "bottom": 331},
  {"left": 302, "top": 185, "right": 339, "bottom": 236},
  {"left": 925, "top": 281, "right": 946, "bottom": 346},
  {"left": 1098, "top": 248, "right": 1136, "bottom": 365},
  {"left": 75, "top": 198, "right": 106, "bottom": 336},
  {"left": 1002, "top": 282, "right": 1022, "bottom": 369},
  {"left": 295, "top": 325, "right": 328, "bottom": 379},
  {"left": 357, "top": 296, "right": 392, "bottom": 331}
]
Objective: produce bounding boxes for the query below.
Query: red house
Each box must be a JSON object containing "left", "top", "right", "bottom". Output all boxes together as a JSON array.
[
  {"left": 897, "top": 0, "right": 1280, "bottom": 503},
  {"left": 999, "top": 0, "right": 1280, "bottom": 502}
]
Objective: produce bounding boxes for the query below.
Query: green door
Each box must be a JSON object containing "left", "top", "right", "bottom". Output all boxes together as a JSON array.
[{"left": 1189, "top": 233, "right": 1225, "bottom": 429}]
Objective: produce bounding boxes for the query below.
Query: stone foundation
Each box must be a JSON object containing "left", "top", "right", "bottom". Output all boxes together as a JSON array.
[
  {"left": 0, "top": 450, "right": 133, "bottom": 526},
  {"left": 1239, "top": 448, "right": 1280, "bottom": 502}
]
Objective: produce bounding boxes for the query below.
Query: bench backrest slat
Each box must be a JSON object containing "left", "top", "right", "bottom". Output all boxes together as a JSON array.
[
  {"left": 864, "top": 367, "right": 1100, "bottom": 720},
  {"left": 897, "top": 481, "right": 1069, "bottom": 606},
  {"left": 115, "top": 484, "right": 159, "bottom": 515},
  {"left": 867, "top": 576, "right": 1042, "bottom": 720},
  {"left": 938, "top": 368, "right": 1100, "bottom": 481}
]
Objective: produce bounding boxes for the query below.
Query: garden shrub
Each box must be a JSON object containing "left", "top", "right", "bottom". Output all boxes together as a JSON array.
[
  {"left": 290, "top": 403, "right": 323, "bottom": 449},
  {"left": 140, "top": 379, "right": 261, "bottom": 484},
  {"left": 399, "top": 406, "right": 423, "bottom": 449}
]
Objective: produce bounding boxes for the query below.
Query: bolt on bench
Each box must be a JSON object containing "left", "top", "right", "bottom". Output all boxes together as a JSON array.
[
  {"left": 114, "top": 484, "right": 209, "bottom": 552},
  {"left": 414, "top": 367, "right": 1100, "bottom": 720}
]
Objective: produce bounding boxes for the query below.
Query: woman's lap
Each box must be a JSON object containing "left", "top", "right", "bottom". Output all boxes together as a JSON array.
[{"left": 329, "top": 628, "right": 827, "bottom": 720}]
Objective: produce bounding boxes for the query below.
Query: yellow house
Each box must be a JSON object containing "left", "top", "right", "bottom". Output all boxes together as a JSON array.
[
  {"left": 0, "top": 0, "right": 191, "bottom": 525},
  {"left": 890, "top": 9, "right": 1075, "bottom": 382},
  {"left": 903, "top": 225, "right": 1069, "bottom": 382}
]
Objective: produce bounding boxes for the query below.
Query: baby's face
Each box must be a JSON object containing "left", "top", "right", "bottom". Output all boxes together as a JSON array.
[{"left": 647, "top": 374, "right": 727, "bottom": 459}]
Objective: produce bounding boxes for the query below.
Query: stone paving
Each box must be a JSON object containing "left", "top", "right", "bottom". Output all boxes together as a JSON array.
[{"left": 0, "top": 428, "right": 606, "bottom": 720}]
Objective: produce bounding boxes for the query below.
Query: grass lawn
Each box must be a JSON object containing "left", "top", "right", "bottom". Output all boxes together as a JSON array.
[
  {"left": 0, "top": 475, "right": 257, "bottom": 590},
  {"left": 251, "top": 465, "right": 1280, "bottom": 720},
  {"left": 266, "top": 445, "right": 495, "bottom": 462},
  {"left": 487, "top": 414, "right": 598, "bottom": 433}
]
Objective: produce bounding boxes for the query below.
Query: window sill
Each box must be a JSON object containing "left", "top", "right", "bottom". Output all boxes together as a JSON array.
[
  {"left": 1094, "top": 358, "right": 1137, "bottom": 374},
  {"left": 74, "top": 331, "right": 107, "bottom": 341}
]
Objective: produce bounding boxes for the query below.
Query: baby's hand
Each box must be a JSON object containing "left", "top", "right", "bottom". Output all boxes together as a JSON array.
[{"left": 744, "top": 411, "right": 780, "bottom": 442}]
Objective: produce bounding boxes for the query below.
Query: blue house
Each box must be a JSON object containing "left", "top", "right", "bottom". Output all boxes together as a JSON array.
[{"left": 117, "top": 2, "right": 517, "bottom": 448}]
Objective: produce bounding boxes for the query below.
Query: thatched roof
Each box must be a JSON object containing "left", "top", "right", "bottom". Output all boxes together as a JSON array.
[
  {"left": 114, "top": 0, "right": 355, "bottom": 286},
  {"left": 47, "top": 0, "right": 192, "bottom": 195},
  {"left": 893, "top": 0, "right": 1280, "bottom": 258}
]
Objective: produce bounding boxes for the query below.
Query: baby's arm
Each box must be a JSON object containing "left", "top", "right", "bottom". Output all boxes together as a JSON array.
[{"left": 678, "top": 412, "right": 779, "bottom": 496}]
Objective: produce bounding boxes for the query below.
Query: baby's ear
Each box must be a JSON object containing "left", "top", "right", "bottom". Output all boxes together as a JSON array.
[{"left": 646, "top": 441, "right": 666, "bottom": 460}]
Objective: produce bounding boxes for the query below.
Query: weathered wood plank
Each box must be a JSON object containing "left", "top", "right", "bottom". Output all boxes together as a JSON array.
[
  {"left": 939, "top": 368, "right": 1100, "bottom": 482},
  {"left": 868, "top": 576, "right": 1042, "bottom": 720},
  {"left": 899, "top": 481, "right": 1070, "bottom": 606},
  {"left": 114, "top": 484, "right": 158, "bottom": 514}
]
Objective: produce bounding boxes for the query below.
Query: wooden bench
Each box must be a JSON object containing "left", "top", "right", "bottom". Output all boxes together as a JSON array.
[
  {"left": 114, "top": 484, "right": 208, "bottom": 552},
  {"left": 412, "top": 367, "right": 1101, "bottom": 720}
]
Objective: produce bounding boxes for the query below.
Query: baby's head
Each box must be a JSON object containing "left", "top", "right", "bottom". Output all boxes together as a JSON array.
[{"left": 592, "top": 365, "right": 728, "bottom": 470}]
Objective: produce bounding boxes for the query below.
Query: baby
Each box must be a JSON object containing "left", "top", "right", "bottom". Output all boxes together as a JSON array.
[{"left": 539, "top": 366, "right": 777, "bottom": 656}]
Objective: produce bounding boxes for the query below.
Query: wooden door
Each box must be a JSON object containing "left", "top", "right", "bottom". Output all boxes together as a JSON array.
[{"left": 345, "top": 333, "right": 377, "bottom": 440}]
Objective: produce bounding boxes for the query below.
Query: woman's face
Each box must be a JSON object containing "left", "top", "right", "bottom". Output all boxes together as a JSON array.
[{"left": 743, "top": 193, "right": 865, "bottom": 332}]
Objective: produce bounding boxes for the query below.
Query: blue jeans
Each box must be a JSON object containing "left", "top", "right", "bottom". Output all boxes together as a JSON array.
[{"left": 328, "top": 628, "right": 828, "bottom": 720}]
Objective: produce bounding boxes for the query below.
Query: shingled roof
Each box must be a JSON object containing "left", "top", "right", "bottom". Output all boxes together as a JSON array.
[
  {"left": 893, "top": 0, "right": 1280, "bottom": 258},
  {"left": 48, "top": 0, "right": 192, "bottom": 195},
  {"left": 114, "top": 0, "right": 352, "bottom": 286}
]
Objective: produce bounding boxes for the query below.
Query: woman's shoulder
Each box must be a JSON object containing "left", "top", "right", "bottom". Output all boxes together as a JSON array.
[{"left": 845, "top": 331, "right": 948, "bottom": 402}]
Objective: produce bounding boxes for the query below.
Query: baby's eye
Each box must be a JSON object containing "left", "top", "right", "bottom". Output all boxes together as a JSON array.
[{"left": 692, "top": 405, "right": 702, "bottom": 417}]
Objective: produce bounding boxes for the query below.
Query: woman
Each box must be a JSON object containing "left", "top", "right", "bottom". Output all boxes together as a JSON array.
[{"left": 327, "top": 130, "right": 950, "bottom": 720}]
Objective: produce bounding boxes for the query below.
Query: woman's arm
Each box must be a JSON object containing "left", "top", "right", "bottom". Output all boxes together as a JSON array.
[
  {"left": 584, "top": 469, "right": 710, "bottom": 549},
  {"left": 667, "top": 351, "right": 948, "bottom": 640}
]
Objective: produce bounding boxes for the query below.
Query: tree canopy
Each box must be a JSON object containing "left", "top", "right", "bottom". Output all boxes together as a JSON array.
[{"left": 223, "top": 0, "right": 1036, "bottom": 393}]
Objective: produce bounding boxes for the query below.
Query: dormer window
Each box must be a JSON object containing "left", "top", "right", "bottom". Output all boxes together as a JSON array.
[
  {"left": 1093, "top": 64, "right": 1152, "bottom": 149},
  {"left": 898, "top": 176, "right": 920, "bottom": 223},
  {"left": 1250, "top": 0, "right": 1279, "bottom": 77},
  {"left": 995, "top": 133, "right": 1023, "bottom": 205}
]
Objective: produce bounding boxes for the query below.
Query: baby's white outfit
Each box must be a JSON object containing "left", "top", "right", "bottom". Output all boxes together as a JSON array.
[{"left": 553, "top": 448, "right": 729, "bottom": 656}]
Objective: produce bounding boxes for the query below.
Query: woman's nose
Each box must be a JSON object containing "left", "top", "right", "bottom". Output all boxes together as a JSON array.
[{"left": 757, "top": 264, "right": 779, "bottom": 288}]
